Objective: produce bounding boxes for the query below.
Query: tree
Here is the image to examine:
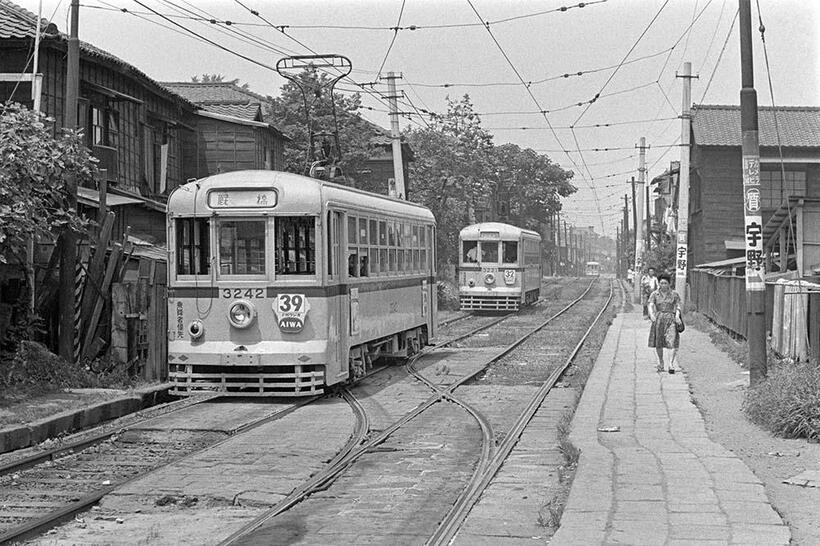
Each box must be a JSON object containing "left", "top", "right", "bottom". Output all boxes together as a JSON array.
[
  {"left": 265, "top": 69, "right": 376, "bottom": 184},
  {"left": 0, "top": 102, "right": 95, "bottom": 268},
  {"left": 406, "top": 95, "right": 576, "bottom": 270}
]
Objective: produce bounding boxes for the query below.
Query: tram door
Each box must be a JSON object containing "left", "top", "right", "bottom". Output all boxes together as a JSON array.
[{"left": 329, "top": 210, "right": 348, "bottom": 377}]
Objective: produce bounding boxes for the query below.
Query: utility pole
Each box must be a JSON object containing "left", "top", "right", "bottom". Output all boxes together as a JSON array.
[
  {"left": 633, "top": 138, "right": 648, "bottom": 304},
  {"left": 59, "top": 0, "right": 80, "bottom": 363},
  {"left": 676, "top": 61, "right": 697, "bottom": 303},
  {"left": 739, "top": 0, "right": 767, "bottom": 385},
  {"left": 645, "top": 183, "right": 652, "bottom": 253},
  {"left": 27, "top": 0, "right": 44, "bottom": 314},
  {"left": 384, "top": 72, "right": 406, "bottom": 199},
  {"left": 563, "top": 220, "right": 568, "bottom": 276},
  {"left": 616, "top": 225, "right": 621, "bottom": 279},
  {"left": 630, "top": 178, "right": 637, "bottom": 252},
  {"left": 623, "top": 194, "right": 630, "bottom": 278}
]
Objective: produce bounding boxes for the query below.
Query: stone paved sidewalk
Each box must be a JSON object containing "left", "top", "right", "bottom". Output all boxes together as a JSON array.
[{"left": 551, "top": 311, "right": 790, "bottom": 546}]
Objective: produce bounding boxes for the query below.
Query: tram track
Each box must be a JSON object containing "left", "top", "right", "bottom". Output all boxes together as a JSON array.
[
  {"left": 219, "top": 277, "right": 605, "bottom": 545},
  {"left": 0, "top": 395, "right": 320, "bottom": 544}
]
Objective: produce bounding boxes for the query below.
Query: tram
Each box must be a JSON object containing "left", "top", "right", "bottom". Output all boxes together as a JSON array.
[
  {"left": 458, "top": 222, "right": 542, "bottom": 311},
  {"left": 167, "top": 170, "right": 437, "bottom": 396},
  {"left": 585, "top": 261, "right": 601, "bottom": 277}
]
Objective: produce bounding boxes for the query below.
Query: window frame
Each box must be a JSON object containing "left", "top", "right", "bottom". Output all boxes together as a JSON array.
[{"left": 216, "top": 217, "right": 269, "bottom": 280}]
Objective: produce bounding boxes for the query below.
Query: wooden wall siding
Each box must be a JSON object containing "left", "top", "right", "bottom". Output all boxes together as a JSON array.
[
  {"left": 1, "top": 41, "right": 194, "bottom": 196},
  {"left": 199, "top": 118, "right": 260, "bottom": 175}
]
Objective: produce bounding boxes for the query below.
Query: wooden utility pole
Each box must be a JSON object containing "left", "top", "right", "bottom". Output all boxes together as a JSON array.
[
  {"left": 632, "top": 137, "right": 648, "bottom": 304},
  {"left": 739, "top": 0, "right": 767, "bottom": 385},
  {"left": 616, "top": 225, "right": 621, "bottom": 279},
  {"left": 623, "top": 194, "right": 630, "bottom": 277},
  {"left": 630, "top": 177, "right": 637, "bottom": 252},
  {"left": 645, "top": 183, "right": 652, "bottom": 253},
  {"left": 675, "top": 61, "right": 696, "bottom": 303},
  {"left": 385, "top": 72, "right": 406, "bottom": 199},
  {"left": 59, "top": 0, "right": 80, "bottom": 363}
]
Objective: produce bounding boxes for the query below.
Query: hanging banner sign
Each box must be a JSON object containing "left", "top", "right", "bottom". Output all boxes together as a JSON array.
[{"left": 742, "top": 155, "right": 765, "bottom": 291}]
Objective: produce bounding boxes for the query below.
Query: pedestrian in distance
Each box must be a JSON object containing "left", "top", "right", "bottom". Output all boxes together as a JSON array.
[
  {"left": 648, "top": 273, "right": 683, "bottom": 374},
  {"left": 626, "top": 267, "right": 634, "bottom": 286},
  {"left": 641, "top": 267, "right": 659, "bottom": 319}
]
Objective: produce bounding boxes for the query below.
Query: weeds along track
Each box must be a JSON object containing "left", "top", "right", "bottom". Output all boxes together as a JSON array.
[{"left": 220, "top": 277, "right": 608, "bottom": 545}]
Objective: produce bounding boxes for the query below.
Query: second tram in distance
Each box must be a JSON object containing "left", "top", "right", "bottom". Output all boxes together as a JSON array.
[{"left": 458, "top": 222, "right": 543, "bottom": 311}]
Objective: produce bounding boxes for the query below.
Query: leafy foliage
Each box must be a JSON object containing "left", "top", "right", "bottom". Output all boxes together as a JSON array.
[
  {"left": 406, "top": 95, "right": 576, "bottom": 267},
  {"left": 0, "top": 102, "right": 95, "bottom": 266},
  {"left": 265, "top": 69, "right": 376, "bottom": 184}
]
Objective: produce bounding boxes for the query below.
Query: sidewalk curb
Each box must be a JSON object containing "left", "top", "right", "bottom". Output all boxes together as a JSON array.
[{"left": 0, "top": 383, "right": 174, "bottom": 454}]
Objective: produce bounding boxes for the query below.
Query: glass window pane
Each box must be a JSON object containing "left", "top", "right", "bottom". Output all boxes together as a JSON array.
[
  {"left": 369, "top": 219, "right": 378, "bottom": 246},
  {"left": 421, "top": 249, "right": 427, "bottom": 269},
  {"left": 389, "top": 249, "right": 397, "bottom": 272},
  {"left": 176, "top": 218, "right": 210, "bottom": 275},
  {"left": 379, "top": 221, "right": 387, "bottom": 246},
  {"left": 276, "top": 217, "right": 316, "bottom": 275},
  {"left": 463, "top": 241, "right": 478, "bottom": 262},
  {"left": 480, "top": 241, "right": 499, "bottom": 263},
  {"left": 369, "top": 248, "right": 378, "bottom": 274},
  {"left": 219, "top": 220, "right": 265, "bottom": 275},
  {"left": 419, "top": 225, "right": 426, "bottom": 246},
  {"left": 412, "top": 226, "right": 419, "bottom": 248},
  {"left": 388, "top": 223, "right": 396, "bottom": 246},
  {"left": 348, "top": 216, "right": 357, "bottom": 243},
  {"left": 359, "top": 218, "right": 369, "bottom": 244},
  {"left": 348, "top": 248, "right": 359, "bottom": 277},
  {"left": 502, "top": 241, "right": 518, "bottom": 264},
  {"left": 379, "top": 248, "right": 387, "bottom": 274}
]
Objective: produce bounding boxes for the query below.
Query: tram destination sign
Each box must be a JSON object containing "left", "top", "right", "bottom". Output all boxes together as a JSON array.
[{"left": 208, "top": 189, "right": 278, "bottom": 208}]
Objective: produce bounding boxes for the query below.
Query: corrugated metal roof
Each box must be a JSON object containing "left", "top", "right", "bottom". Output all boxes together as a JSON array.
[
  {"left": 0, "top": 0, "right": 194, "bottom": 108},
  {"left": 692, "top": 104, "right": 820, "bottom": 148}
]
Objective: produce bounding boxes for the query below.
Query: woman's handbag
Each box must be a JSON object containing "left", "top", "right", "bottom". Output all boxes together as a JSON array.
[{"left": 676, "top": 316, "right": 686, "bottom": 333}]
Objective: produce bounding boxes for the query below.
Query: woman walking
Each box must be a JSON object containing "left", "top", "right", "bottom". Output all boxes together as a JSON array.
[{"left": 648, "top": 273, "right": 683, "bottom": 373}]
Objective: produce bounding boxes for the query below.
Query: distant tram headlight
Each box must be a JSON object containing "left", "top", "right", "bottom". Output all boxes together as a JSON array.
[
  {"left": 228, "top": 300, "right": 256, "bottom": 329},
  {"left": 188, "top": 319, "right": 204, "bottom": 339},
  {"left": 484, "top": 272, "right": 496, "bottom": 285}
]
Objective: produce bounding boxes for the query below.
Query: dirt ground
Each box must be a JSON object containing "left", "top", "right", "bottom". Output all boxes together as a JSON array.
[
  {"left": 0, "top": 388, "right": 131, "bottom": 427},
  {"left": 679, "top": 321, "right": 820, "bottom": 546}
]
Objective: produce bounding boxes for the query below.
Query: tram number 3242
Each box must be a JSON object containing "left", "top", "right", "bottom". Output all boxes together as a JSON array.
[{"left": 221, "top": 288, "right": 264, "bottom": 299}]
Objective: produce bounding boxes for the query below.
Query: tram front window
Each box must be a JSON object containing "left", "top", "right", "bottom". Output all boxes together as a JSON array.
[
  {"left": 175, "top": 218, "right": 210, "bottom": 275},
  {"left": 479, "top": 241, "right": 499, "bottom": 263},
  {"left": 463, "top": 241, "right": 478, "bottom": 263},
  {"left": 218, "top": 220, "right": 266, "bottom": 275}
]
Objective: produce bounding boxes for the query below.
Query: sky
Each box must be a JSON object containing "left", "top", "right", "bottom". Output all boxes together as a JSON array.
[{"left": 16, "top": 0, "right": 820, "bottom": 237}]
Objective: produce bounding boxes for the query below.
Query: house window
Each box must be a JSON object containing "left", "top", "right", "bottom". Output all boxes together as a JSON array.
[
  {"left": 760, "top": 170, "right": 806, "bottom": 209},
  {"left": 89, "top": 104, "right": 119, "bottom": 147}
]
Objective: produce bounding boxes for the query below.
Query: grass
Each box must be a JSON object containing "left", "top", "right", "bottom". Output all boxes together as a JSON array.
[
  {"left": 743, "top": 358, "right": 820, "bottom": 440},
  {"left": 685, "top": 311, "right": 748, "bottom": 367}
]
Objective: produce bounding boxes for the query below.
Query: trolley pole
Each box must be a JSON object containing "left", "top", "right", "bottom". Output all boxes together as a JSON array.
[
  {"left": 739, "top": 0, "right": 767, "bottom": 385},
  {"left": 384, "top": 72, "right": 406, "bottom": 199},
  {"left": 632, "top": 138, "right": 647, "bottom": 304},
  {"left": 675, "top": 61, "right": 697, "bottom": 304},
  {"left": 59, "top": 0, "right": 80, "bottom": 363}
]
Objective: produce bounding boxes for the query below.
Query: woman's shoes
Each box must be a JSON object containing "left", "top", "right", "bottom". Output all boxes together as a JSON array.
[
  {"left": 656, "top": 364, "right": 665, "bottom": 373},
  {"left": 667, "top": 368, "right": 675, "bottom": 374}
]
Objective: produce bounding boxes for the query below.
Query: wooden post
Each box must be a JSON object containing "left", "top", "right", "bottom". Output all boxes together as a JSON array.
[{"left": 110, "top": 283, "right": 129, "bottom": 365}]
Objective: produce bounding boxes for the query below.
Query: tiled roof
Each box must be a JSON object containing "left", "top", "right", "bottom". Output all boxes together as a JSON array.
[
  {"left": 162, "top": 81, "right": 270, "bottom": 107},
  {"left": 0, "top": 0, "right": 193, "bottom": 107},
  {"left": 692, "top": 104, "right": 820, "bottom": 148},
  {"left": 200, "top": 102, "right": 262, "bottom": 120}
]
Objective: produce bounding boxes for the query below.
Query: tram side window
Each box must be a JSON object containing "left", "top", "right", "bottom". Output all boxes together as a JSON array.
[
  {"left": 502, "top": 241, "right": 518, "bottom": 264},
  {"left": 480, "top": 241, "right": 498, "bottom": 263},
  {"left": 176, "top": 218, "right": 210, "bottom": 275},
  {"left": 276, "top": 217, "right": 315, "bottom": 275},
  {"left": 463, "top": 241, "right": 478, "bottom": 263},
  {"left": 219, "top": 220, "right": 265, "bottom": 275}
]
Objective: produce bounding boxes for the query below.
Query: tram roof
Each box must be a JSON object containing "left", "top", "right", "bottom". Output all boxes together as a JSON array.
[
  {"left": 459, "top": 222, "right": 541, "bottom": 240},
  {"left": 167, "top": 170, "right": 435, "bottom": 222}
]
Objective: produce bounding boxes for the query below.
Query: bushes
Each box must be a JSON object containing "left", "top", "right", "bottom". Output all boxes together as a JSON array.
[
  {"left": 437, "top": 280, "right": 460, "bottom": 311},
  {"left": 743, "top": 359, "right": 820, "bottom": 441},
  {"left": 0, "top": 341, "right": 134, "bottom": 398}
]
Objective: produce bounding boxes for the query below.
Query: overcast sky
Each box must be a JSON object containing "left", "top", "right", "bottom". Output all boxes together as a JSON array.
[{"left": 17, "top": 0, "right": 820, "bottom": 237}]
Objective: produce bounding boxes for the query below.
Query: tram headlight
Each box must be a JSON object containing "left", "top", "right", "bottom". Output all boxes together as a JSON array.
[
  {"left": 228, "top": 300, "right": 256, "bottom": 329},
  {"left": 484, "top": 272, "right": 496, "bottom": 285},
  {"left": 188, "top": 319, "right": 205, "bottom": 339}
]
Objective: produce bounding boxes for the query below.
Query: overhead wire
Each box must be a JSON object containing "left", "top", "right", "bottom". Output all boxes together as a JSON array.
[
  {"left": 699, "top": 8, "right": 739, "bottom": 103},
  {"left": 375, "top": 0, "right": 406, "bottom": 80},
  {"left": 463, "top": 0, "right": 606, "bottom": 232}
]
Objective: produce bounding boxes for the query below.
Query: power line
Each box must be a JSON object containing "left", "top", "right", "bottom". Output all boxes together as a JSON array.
[
  {"left": 699, "top": 8, "right": 738, "bottom": 103},
  {"left": 375, "top": 0, "right": 406, "bottom": 80},
  {"left": 464, "top": 0, "right": 604, "bottom": 231},
  {"left": 574, "top": 0, "right": 671, "bottom": 125}
]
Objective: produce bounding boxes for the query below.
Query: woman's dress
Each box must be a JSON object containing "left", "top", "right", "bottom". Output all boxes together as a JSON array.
[{"left": 648, "top": 289, "right": 681, "bottom": 349}]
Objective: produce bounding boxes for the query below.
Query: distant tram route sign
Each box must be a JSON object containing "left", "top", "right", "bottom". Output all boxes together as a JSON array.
[{"left": 208, "top": 189, "right": 278, "bottom": 208}]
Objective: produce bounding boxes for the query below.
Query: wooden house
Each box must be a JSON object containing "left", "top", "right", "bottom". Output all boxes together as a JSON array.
[
  {"left": 161, "top": 81, "right": 288, "bottom": 177},
  {"left": 688, "top": 105, "right": 820, "bottom": 270},
  {"left": 0, "top": 0, "right": 199, "bottom": 245},
  {"left": 354, "top": 120, "right": 414, "bottom": 198}
]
